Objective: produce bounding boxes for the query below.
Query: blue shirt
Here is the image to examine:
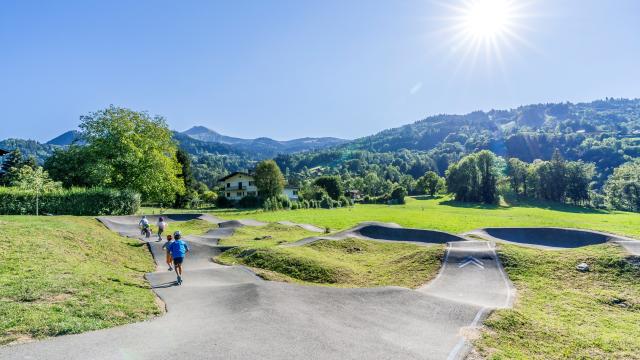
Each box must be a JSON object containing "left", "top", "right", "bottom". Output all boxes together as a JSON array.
[{"left": 168, "top": 240, "right": 189, "bottom": 258}]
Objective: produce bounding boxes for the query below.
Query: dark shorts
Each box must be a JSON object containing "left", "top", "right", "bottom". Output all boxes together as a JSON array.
[{"left": 173, "top": 257, "right": 184, "bottom": 265}]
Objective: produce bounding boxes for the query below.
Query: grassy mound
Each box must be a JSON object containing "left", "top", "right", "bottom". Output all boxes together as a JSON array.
[
  {"left": 0, "top": 216, "right": 159, "bottom": 345},
  {"left": 218, "top": 238, "right": 444, "bottom": 288},
  {"left": 218, "top": 223, "right": 318, "bottom": 248},
  {"left": 476, "top": 243, "right": 640, "bottom": 359}
]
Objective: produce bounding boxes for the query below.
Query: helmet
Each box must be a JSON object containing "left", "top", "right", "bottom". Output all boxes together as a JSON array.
[
  {"left": 159, "top": 217, "right": 164, "bottom": 221},
  {"left": 173, "top": 231, "right": 182, "bottom": 239}
]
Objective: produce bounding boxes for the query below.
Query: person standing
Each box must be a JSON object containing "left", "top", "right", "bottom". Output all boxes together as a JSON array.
[
  {"left": 161, "top": 234, "right": 174, "bottom": 271},
  {"left": 168, "top": 231, "right": 189, "bottom": 285},
  {"left": 157, "top": 217, "right": 167, "bottom": 241}
]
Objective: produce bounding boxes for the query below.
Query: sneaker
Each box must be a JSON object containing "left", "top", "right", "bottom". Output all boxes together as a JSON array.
[
  {"left": 177, "top": 276, "right": 182, "bottom": 285},
  {"left": 168, "top": 266, "right": 173, "bottom": 271}
]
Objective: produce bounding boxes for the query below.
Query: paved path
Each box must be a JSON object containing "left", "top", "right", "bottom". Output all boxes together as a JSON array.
[{"left": 1, "top": 217, "right": 513, "bottom": 360}]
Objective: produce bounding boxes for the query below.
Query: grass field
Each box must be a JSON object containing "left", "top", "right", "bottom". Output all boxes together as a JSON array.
[
  {"left": 477, "top": 243, "right": 640, "bottom": 359},
  {"left": 0, "top": 216, "right": 160, "bottom": 345},
  {"left": 143, "top": 196, "right": 640, "bottom": 238}
]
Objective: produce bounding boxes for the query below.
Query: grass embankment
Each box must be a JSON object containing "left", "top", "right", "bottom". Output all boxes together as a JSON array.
[
  {"left": 0, "top": 216, "right": 160, "bottom": 345},
  {"left": 209, "top": 196, "right": 640, "bottom": 238},
  {"left": 216, "top": 224, "right": 444, "bottom": 288},
  {"left": 477, "top": 243, "right": 640, "bottom": 359}
]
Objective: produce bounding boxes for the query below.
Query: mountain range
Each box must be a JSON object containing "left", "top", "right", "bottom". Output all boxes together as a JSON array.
[{"left": 2, "top": 97, "right": 640, "bottom": 188}]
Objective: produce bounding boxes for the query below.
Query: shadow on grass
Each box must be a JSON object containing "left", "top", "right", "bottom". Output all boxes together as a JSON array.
[
  {"left": 439, "top": 200, "right": 507, "bottom": 210},
  {"left": 504, "top": 195, "right": 608, "bottom": 214},
  {"left": 439, "top": 195, "right": 608, "bottom": 214},
  {"left": 127, "top": 242, "right": 145, "bottom": 248},
  {"left": 411, "top": 195, "right": 444, "bottom": 201}
]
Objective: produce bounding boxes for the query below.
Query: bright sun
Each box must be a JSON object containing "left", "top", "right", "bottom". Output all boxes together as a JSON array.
[
  {"left": 441, "top": 0, "right": 531, "bottom": 65},
  {"left": 461, "top": 0, "right": 514, "bottom": 40}
]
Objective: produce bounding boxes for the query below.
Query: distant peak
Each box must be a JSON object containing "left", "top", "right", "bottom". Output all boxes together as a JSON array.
[{"left": 184, "top": 126, "right": 218, "bottom": 134}]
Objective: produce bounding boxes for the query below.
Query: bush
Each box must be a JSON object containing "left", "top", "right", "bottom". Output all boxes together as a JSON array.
[
  {"left": 0, "top": 187, "right": 140, "bottom": 215},
  {"left": 238, "top": 195, "right": 260, "bottom": 208},
  {"left": 215, "top": 196, "right": 233, "bottom": 208},
  {"left": 390, "top": 186, "right": 408, "bottom": 204},
  {"left": 320, "top": 194, "right": 334, "bottom": 209}
]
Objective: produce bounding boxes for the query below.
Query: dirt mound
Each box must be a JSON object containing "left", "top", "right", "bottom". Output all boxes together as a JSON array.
[
  {"left": 480, "top": 227, "right": 614, "bottom": 249},
  {"left": 357, "top": 225, "right": 466, "bottom": 244},
  {"left": 218, "top": 219, "right": 266, "bottom": 228}
]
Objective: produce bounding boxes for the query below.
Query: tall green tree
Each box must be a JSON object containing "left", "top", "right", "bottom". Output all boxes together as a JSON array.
[
  {"left": 0, "top": 149, "right": 36, "bottom": 186},
  {"left": 78, "top": 106, "right": 185, "bottom": 203},
  {"left": 314, "top": 176, "right": 342, "bottom": 200},
  {"left": 445, "top": 150, "right": 499, "bottom": 204},
  {"left": 506, "top": 158, "right": 528, "bottom": 196},
  {"left": 255, "top": 160, "right": 285, "bottom": 199},
  {"left": 44, "top": 146, "right": 98, "bottom": 188},
  {"left": 604, "top": 160, "right": 640, "bottom": 212},
  {"left": 418, "top": 171, "right": 444, "bottom": 196}
]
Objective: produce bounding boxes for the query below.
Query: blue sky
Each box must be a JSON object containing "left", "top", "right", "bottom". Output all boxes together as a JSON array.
[{"left": 1, "top": 0, "right": 639, "bottom": 141}]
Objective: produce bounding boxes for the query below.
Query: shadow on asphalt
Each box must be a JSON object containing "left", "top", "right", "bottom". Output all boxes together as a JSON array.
[{"left": 152, "top": 281, "right": 179, "bottom": 289}]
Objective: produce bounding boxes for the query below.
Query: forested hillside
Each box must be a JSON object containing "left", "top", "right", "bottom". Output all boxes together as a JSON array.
[
  {"left": 277, "top": 98, "right": 640, "bottom": 186},
  {"left": 2, "top": 98, "right": 640, "bottom": 190}
]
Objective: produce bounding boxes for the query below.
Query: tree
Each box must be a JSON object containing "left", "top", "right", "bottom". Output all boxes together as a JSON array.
[
  {"left": 506, "top": 158, "right": 528, "bottom": 196},
  {"left": 0, "top": 149, "right": 36, "bottom": 186},
  {"left": 565, "top": 161, "right": 594, "bottom": 205},
  {"left": 314, "top": 176, "right": 342, "bottom": 200},
  {"left": 604, "top": 160, "right": 640, "bottom": 212},
  {"left": 445, "top": 150, "right": 499, "bottom": 204},
  {"left": 174, "top": 148, "right": 198, "bottom": 208},
  {"left": 78, "top": 106, "right": 185, "bottom": 203},
  {"left": 390, "top": 186, "right": 408, "bottom": 204},
  {"left": 44, "top": 146, "right": 99, "bottom": 188},
  {"left": 418, "top": 171, "right": 444, "bottom": 196},
  {"left": 255, "top": 160, "right": 285, "bottom": 199},
  {"left": 14, "top": 166, "right": 62, "bottom": 215}
]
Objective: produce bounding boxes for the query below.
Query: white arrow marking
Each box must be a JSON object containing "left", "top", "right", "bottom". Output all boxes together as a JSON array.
[{"left": 458, "top": 256, "right": 485, "bottom": 269}]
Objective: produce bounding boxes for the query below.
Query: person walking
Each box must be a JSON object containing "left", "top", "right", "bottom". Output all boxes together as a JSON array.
[
  {"left": 168, "top": 231, "right": 189, "bottom": 285},
  {"left": 161, "top": 234, "right": 174, "bottom": 271},
  {"left": 157, "top": 217, "right": 167, "bottom": 241}
]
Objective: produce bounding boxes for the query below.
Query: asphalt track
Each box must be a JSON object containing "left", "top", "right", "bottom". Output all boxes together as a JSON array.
[
  {"left": 3, "top": 218, "right": 637, "bottom": 360},
  {"left": 468, "top": 227, "right": 640, "bottom": 254}
]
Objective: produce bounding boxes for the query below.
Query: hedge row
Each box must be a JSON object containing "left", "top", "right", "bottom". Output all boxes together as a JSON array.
[{"left": 0, "top": 187, "right": 140, "bottom": 215}]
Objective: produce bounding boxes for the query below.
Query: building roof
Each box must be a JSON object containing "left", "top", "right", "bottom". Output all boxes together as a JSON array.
[{"left": 218, "top": 171, "right": 253, "bottom": 182}]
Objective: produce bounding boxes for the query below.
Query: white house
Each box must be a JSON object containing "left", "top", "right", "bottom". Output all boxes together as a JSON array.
[{"left": 218, "top": 172, "right": 299, "bottom": 202}]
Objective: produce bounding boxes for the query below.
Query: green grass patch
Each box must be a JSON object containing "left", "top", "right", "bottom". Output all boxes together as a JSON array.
[
  {"left": 218, "top": 223, "right": 317, "bottom": 248},
  {"left": 476, "top": 243, "right": 640, "bottom": 359},
  {"left": 217, "top": 238, "right": 444, "bottom": 288},
  {"left": 206, "top": 196, "right": 640, "bottom": 238},
  {"left": 0, "top": 216, "right": 160, "bottom": 345}
]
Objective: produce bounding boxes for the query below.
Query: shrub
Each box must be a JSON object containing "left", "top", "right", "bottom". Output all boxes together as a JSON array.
[
  {"left": 390, "top": 186, "right": 408, "bottom": 204},
  {"left": 0, "top": 187, "right": 140, "bottom": 215},
  {"left": 238, "top": 195, "right": 260, "bottom": 208},
  {"left": 215, "top": 195, "right": 233, "bottom": 208},
  {"left": 320, "top": 194, "right": 334, "bottom": 209}
]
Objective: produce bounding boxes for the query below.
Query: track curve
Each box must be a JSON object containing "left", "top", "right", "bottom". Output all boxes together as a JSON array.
[{"left": 0, "top": 215, "right": 513, "bottom": 360}]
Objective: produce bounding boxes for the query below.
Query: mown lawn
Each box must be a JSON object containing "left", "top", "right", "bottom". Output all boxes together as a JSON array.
[
  {"left": 146, "top": 196, "right": 640, "bottom": 238},
  {"left": 0, "top": 216, "right": 160, "bottom": 345},
  {"left": 477, "top": 243, "right": 640, "bottom": 359}
]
